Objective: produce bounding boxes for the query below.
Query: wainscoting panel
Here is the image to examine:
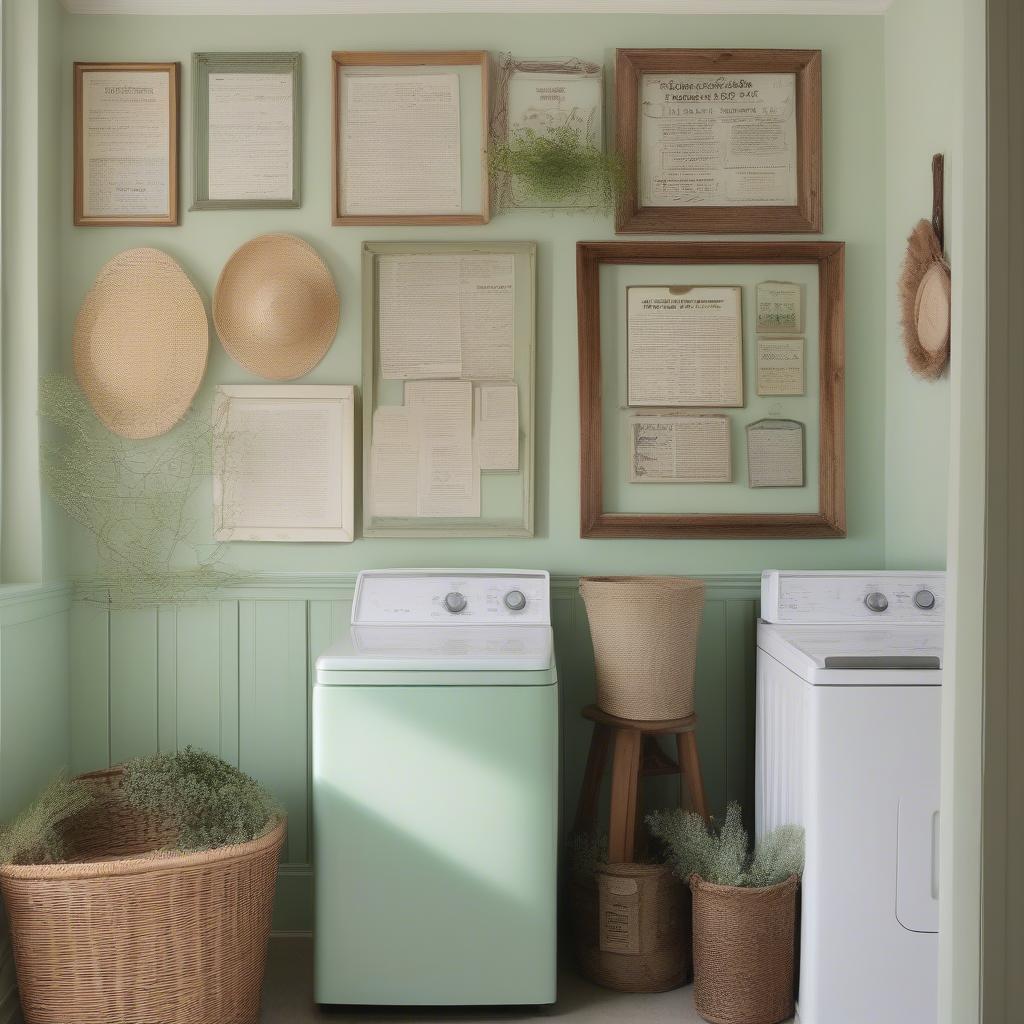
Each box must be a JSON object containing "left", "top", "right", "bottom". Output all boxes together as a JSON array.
[{"left": 66, "top": 573, "right": 761, "bottom": 932}]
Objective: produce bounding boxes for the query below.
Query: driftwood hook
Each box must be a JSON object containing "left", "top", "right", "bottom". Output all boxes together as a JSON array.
[{"left": 932, "top": 153, "right": 944, "bottom": 251}]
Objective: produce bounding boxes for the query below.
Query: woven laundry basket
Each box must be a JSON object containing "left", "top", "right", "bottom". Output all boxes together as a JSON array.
[
  {"left": 0, "top": 768, "right": 285, "bottom": 1024},
  {"left": 690, "top": 873, "right": 799, "bottom": 1024},
  {"left": 570, "top": 863, "right": 690, "bottom": 993},
  {"left": 580, "top": 576, "right": 705, "bottom": 720}
]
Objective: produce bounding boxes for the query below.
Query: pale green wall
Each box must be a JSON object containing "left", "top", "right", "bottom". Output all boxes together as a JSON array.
[
  {"left": 883, "top": 0, "right": 955, "bottom": 569},
  {"left": 60, "top": 12, "right": 887, "bottom": 577}
]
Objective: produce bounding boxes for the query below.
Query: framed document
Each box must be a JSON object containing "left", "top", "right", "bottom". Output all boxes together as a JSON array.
[
  {"left": 192, "top": 52, "right": 300, "bottom": 210},
  {"left": 213, "top": 385, "right": 355, "bottom": 543},
  {"left": 577, "top": 240, "right": 845, "bottom": 539},
  {"left": 615, "top": 49, "right": 822, "bottom": 234},
  {"left": 74, "top": 61, "right": 178, "bottom": 226},
  {"left": 332, "top": 51, "right": 490, "bottom": 226}
]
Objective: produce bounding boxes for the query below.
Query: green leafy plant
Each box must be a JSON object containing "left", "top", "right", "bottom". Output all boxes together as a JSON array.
[
  {"left": 488, "top": 122, "right": 626, "bottom": 213},
  {"left": 120, "top": 746, "right": 279, "bottom": 851},
  {"left": 0, "top": 774, "right": 95, "bottom": 865},
  {"left": 647, "top": 802, "right": 804, "bottom": 888}
]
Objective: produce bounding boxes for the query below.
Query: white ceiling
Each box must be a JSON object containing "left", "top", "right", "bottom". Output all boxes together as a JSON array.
[{"left": 61, "top": 0, "right": 894, "bottom": 16}]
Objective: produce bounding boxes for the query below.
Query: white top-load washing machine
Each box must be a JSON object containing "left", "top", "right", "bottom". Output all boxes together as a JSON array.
[
  {"left": 313, "top": 569, "right": 558, "bottom": 1008},
  {"left": 756, "top": 570, "right": 943, "bottom": 1024}
]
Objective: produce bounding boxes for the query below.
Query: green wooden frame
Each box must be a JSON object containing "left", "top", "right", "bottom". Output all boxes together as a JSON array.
[
  {"left": 361, "top": 240, "right": 536, "bottom": 538},
  {"left": 191, "top": 52, "right": 301, "bottom": 210}
]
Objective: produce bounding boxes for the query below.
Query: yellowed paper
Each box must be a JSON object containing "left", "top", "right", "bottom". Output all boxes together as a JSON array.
[
  {"left": 476, "top": 384, "right": 519, "bottom": 471},
  {"left": 746, "top": 418, "right": 804, "bottom": 488},
  {"left": 756, "top": 281, "right": 803, "bottom": 334},
  {"left": 756, "top": 337, "right": 805, "bottom": 396},
  {"left": 629, "top": 414, "right": 731, "bottom": 483},
  {"left": 369, "top": 407, "right": 419, "bottom": 518}
]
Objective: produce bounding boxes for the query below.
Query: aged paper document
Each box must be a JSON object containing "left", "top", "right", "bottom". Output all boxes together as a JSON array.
[
  {"left": 405, "top": 380, "right": 480, "bottom": 517},
  {"left": 81, "top": 69, "right": 171, "bottom": 218},
  {"left": 746, "top": 419, "right": 804, "bottom": 487},
  {"left": 629, "top": 414, "right": 731, "bottom": 483},
  {"left": 639, "top": 73, "right": 797, "bottom": 207},
  {"left": 340, "top": 72, "right": 461, "bottom": 215},
  {"left": 507, "top": 69, "right": 602, "bottom": 141},
  {"left": 369, "top": 407, "right": 420, "bottom": 518},
  {"left": 476, "top": 385, "right": 519, "bottom": 471},
  {"left": 378, "top": 254, "right": 514, "bottom": 381},
  {"left": 756, "top": 281, "right": 803, "bottom": 334},
  {"left": 757, "top": 337, "right": 804, "bottom": 396},
  {"left": 207, "top": 72, "right": 293, "bottom": 201},
  {"left": 627, "top": 286, "right": 743, "bottom": 407}
]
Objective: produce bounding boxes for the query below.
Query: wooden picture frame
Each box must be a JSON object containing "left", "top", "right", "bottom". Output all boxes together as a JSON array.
[
  {"left": 577, "top": 240, "right": 844, "bottom": 539},
  {"left": 615, "top": 49, "right": 822, "bottom": 234},
  {"left": 74, "top": 61, "right": 179, "bottom": 226},
  {"left": 332, "top": 51, "right": 490, "bottom": 226},
  {"left": 192, "top": 52, "right": 301, "bottom": 210}
]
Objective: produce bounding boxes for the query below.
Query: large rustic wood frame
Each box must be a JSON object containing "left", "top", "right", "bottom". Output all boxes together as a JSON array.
[
  {"left": 577, "top": 240, "right": 845, "bottom": 539},
  {"left": 332, "top": 50, "right": 490, "bottom": 226},
  {"left": 74, "top": 61, "right": 179, "bottom": 227},
  {"left": 615, "top": 48, "right": 822, "bottom": 234}
]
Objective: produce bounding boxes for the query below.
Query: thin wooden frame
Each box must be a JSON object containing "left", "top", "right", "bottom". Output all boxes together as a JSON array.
[
  {"left": 615, "top": 49, "right": 822, "bottom": 234},
  {"left": 577, "top": 240, "right": 845, "bottom": 539},
  {"left": 191, "top": 52, "right": 301, "bottom": 210},
  {"left": 74, "top": 61, "right": 179, "bottom": 227},
  {"left": 332, "top": 51, "right": 490, "bottom": 226}
]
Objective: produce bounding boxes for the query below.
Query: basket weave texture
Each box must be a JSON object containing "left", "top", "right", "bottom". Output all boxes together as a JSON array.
[
  {"left": 0, "top": 768, "right": 284, "bottom": 1024},
  {"left": 571, "top": 862, "right": 690, "bottom": 993},
  {"left": 690, "top": 873, "right": 799, "bottom": 1024},
  {"left": 580, "top": 576, "right": 705, "bottom": 720}
]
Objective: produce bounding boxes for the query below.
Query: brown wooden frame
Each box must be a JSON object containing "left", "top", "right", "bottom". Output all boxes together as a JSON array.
[
  {"left": 331, "top": 51, "right": 490, "bottom": 226},
  {"left": 615, "top": 49, "right": 822, "bottom": 234},
  {"left": 73, "top": 62, "right": 179, "bottom": 227},
  {"left": 577, "top": 240, "right": 845, "bottom": 539}
]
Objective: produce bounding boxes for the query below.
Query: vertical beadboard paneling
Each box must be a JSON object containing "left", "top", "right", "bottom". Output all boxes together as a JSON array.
[
  {"left": 725, "top": 597, "right": 759, "bottom": 820},
  {"left": 70, "top": 598, "right": 109, "bottom": 772},
  {"left": 173, "top": 604, "right": 222, "bottom": 754},
  {"left": 157, "top": 607, "right": 177, "bottom": 753},
  {"left": 693, "top": 598, "right": 728, "bottom": 817},
  {"left": 109, "top": 608, "right": 158, "bottom": 764},
  {"left": 220, "top": 602, "right": 240, "bottom": 766}
]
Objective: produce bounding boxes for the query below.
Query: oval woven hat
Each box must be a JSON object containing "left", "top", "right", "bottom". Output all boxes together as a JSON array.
[
  {"left": 74, "top": 248, "right": 209, "bottom": 439},
  {"left": 213, "top": 234, "right": 340, "bottom": 381}
]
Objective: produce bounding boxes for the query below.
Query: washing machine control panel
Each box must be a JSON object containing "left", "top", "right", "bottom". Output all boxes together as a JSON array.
[{"left": 352, "top": 570, "right": 551, "bottom": 625}]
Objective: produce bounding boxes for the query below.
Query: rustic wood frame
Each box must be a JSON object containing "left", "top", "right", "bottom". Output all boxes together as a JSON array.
[
  {"left": 74, "top": 61, "right": 179, "bottom": 227},
  {"left": 577, "top": 240, "right": 845, "bottom": 539},
  {"left": 331, "top": 50, "right": 490, "bottom": 226},
  {"left": 615, "top": 48, "right": 822, "bottom": 234}
]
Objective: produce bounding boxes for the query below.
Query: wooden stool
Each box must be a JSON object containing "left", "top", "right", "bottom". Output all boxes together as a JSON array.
[{"left": 573, "top": 704, "right": 710, "bottom": 863}]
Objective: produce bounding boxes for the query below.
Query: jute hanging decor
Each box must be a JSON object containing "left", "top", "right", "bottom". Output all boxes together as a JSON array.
[{"left": 899, "top": 154, "right": 951, "bottom": 380}]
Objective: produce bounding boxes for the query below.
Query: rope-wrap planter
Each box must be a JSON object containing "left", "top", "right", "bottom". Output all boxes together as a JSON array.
[{"left": 0, "top": 768, "right": 285, "bottom": 1024}]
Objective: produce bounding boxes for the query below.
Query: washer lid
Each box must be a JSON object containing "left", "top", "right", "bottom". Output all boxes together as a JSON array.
[{"left": 316, "top": 625, "right": 555, "bottom": 675}]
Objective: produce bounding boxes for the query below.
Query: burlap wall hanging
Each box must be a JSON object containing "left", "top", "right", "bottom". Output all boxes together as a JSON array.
[{"left": 899, "top": 154, "right": 951, "bottom": 379}]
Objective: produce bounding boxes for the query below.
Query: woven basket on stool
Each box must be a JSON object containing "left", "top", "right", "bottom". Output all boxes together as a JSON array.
[
  {"left": 690, "top": 873, "right": 799, "bottom": 1024},
  {"left": 0, "top": 768, "right": 285, "bottom": 1024},
  {"left": 580, "top": 576, "right": 705, "bottom": 720}
]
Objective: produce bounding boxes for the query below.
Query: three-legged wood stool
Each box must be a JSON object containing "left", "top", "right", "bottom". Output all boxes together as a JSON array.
[{"left": 573, "top": 704, "right": 710, "bottom": 863}]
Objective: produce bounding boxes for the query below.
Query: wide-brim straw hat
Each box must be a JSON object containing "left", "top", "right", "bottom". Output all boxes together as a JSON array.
[
  {"left": 213, "top": 234, "right": 340, "bottom": 380},
  {"left": 900, "top": 219, "right": 951, "bottom": 380},
  {"left": 74, "top": 248, "right": 209, "bottom": 439}
]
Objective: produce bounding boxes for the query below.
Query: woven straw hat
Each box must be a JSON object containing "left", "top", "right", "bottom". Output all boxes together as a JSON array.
[
  {"left": 213, "top": 234, "right": 340, "bottom": 380},
  {"left": 899, "top": 219, "right": 951, "bottom": 380},
  {"left": 74, "top": 248, "right": 209, "bottom": 439}
]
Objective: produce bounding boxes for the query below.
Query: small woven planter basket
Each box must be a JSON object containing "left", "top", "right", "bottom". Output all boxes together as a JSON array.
[
  {"left": 580, "top": 576, "right": 705, "bottom": 720},
  {"left": 570, "top": 862, "right": 690, "bottom": 993},
  {"left": 690, "top": 873, "right": 799, "bottom": 1024},
  {"left": 0, "top": 768, "right": 285, "bottom": 1024}
]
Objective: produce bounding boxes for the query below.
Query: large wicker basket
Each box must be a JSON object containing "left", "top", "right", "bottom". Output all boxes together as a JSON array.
[
  {"left": 690, "top": 873, "right": 799, "bottom": 1024},
  {"left": 0, "top": 768, "right": 285, "bottom": 1024},
  {"left": 570, "top": 862, "right": 690, "bottom": 993},
  {"left": 580, "top": 576, "right": 705, "bottom": 720}
]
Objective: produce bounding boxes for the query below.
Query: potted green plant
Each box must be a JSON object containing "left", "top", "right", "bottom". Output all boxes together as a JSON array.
[{"left": 647, "top": 803, "right": 804, "bottom": 1024}]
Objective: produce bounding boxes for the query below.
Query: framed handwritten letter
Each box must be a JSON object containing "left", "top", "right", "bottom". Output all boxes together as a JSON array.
[
  {"left": 74, "top": 62, "right": 179, "bottom": 226},
  {"left": 615, "top": 49, "right": 822, "bottom": 234},
  {"left": 577, "top": 240, "right": 845, "bottom": 539},
  {"left": 192, "top": 52, "right": 301, "bottom": 210}
]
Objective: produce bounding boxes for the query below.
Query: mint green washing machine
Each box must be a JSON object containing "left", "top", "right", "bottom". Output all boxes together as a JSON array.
[{"left": 313, "top": 569, "right": 558, "bottom": 1007}]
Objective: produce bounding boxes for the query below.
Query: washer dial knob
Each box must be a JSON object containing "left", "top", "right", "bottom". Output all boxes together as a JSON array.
[
  {"left": 865, "top": 592, "right": 889, "bottom": 613},
  {"left": 444, "top": 592, "right": 467, "bottom": 614},
  {"left": 504, "top": 590, "right": 527, "bottom": 612},
  {"left": 914, "top": 589, "right": 936, "bottom": 610}
]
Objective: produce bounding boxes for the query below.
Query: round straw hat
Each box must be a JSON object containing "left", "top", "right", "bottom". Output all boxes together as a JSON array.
[
  {"left": 213, "top": 234, "right": 340, "bottom": 380},
  {"left": 73, "top": 248, "right": 209, "bottom": 439},
  {"left": 900, "top": 219, "right": 951, "bottom": 380}
]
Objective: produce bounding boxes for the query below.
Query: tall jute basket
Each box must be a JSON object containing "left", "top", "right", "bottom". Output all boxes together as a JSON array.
[
  {"left": 579, "top": 576, "right": 705, "bottom": 720},
  {"left": 0, "top": 768, "right": 285, "bottom": 1024},
  {"left": 690, "top": 874, "right": 800, "bottom": 1024},
  {"left": 570, "top": 863, "right": 690, "bottom": 993}
]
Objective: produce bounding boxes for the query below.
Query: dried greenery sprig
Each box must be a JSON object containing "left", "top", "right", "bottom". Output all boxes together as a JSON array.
[{"left": 0, "top": 774, "right": 95, "bottom": 865}]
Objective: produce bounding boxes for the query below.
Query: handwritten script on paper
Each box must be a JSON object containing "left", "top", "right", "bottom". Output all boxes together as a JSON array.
[
  {"left": 746, "top": 419, "right": 804, "bottom": 488},
  {"left": 629, "top": 414, "right": 731, "bottom": 483},
  {"left": 756, "top": 337, "right": 805, "bottom": 396}
]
